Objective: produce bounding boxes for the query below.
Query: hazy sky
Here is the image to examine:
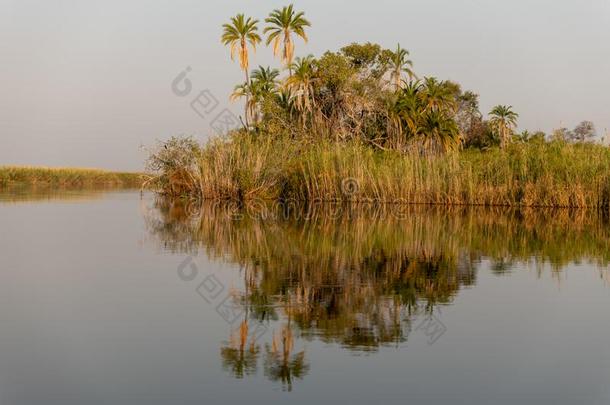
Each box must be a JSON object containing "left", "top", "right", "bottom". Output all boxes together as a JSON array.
[{"left": 2, "top": 0, "right": 610, "bottom": 170}]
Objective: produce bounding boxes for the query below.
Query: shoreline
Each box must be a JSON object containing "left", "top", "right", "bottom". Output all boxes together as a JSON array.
[
  {"left": 0, "top": 166, "right": 145, "bottom": 188},
  {"left": 147, "top": 134, "right": 610, "bottom": 209}
]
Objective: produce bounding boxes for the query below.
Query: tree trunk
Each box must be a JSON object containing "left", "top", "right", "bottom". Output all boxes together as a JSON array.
[
  {"left": 244, "top": 69, "right": 250, "bottom": 127},
  {"left": 284, "top": 31, "right": 292, "bottom": 77}
]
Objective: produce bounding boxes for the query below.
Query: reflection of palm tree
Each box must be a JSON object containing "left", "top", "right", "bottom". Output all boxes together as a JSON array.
[
  {"left": 220, "top": 321, "right": 260, "bottom": 378},
  {"left": 264, "top": 324, "right": 309, "bottom": 392}
]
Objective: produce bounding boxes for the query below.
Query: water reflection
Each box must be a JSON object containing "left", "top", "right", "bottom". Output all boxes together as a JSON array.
[
  {"left": 144, "top": 199, "right": 610, "bottom": 389},
  {"left": 263, "top": 324, "right": 309, "bottom": 391},
  {"left": 0, "top": 185, "right": 138, "bottom": 203},
  {"left": 220, "top": 321, "right": 260, "bottom": 379}
]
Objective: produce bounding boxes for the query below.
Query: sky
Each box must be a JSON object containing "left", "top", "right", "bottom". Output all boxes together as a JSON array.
[{"left": 1, "top": 0, "right": 609, "bottom": 171}]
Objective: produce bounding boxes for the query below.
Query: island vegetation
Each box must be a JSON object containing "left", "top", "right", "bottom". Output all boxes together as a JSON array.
[
  {"left": 148, "top": 4, "right": 610, "bottom": 208},
  {"left": 0, "top": 166, "right": 143, "bottom": 188}
]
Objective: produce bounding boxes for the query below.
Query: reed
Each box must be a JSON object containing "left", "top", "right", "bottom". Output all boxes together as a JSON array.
[
  {"left": 148, "top": 134, "right": 610, "bottom": 208},
  {"left": 0, "top": 166, "right": 144, "bottom": 188}
]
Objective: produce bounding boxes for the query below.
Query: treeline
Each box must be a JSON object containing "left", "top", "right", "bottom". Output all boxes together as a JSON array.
[{"left": 219, "top": 5, "right": 602, "bottom": 152}]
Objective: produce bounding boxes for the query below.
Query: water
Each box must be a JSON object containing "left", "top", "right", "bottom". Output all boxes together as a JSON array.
[{"left": 1, "top": 189, "right": 609, "bottom": 404}]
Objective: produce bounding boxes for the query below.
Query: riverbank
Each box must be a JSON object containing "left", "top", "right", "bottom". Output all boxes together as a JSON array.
[
  {"left": 0, "top": 166, "right": 144, "bottom": 188},
  {"left": 147, "top": 134, "right": 610, "bottom": 208}
]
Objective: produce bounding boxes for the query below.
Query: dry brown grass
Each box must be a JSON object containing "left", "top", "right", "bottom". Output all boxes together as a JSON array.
[
  {"left": 0, "top": 166, "right": 144, "bottom": 188},
  {"left": 148, "top": 134, "right": 610, "bottom": 208}
]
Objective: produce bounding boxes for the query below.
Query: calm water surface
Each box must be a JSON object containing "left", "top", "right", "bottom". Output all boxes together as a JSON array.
[{"left": 1, "top": 189, "right": 609, "bottom": 404}]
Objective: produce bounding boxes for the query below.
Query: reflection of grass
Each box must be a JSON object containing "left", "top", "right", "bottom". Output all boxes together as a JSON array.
[
  {"left": 143, "top": 200, "right": 610, "bottom": 385},
  {"left": 145, "top": 201, "right": 610, "bottom": 351},
  {"left": 145, "top": 200, "right": 470, "bottom": 349},
  {"left": 0, "top": 185, "right": 141, "bottom": 204},
  {"left": 147, "top": 201, "right": 610, "bottom": 270},
  {"left": 460, "top": 208, "right": 610, "bottom": 270},
  {"left": 0, "top": 166, "right": 144, "bottom": 188}
]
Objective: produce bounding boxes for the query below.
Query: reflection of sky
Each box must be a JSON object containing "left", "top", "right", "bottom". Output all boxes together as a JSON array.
[
  {"left": 1, "top": 0, "right": 610, "bottom": 170},
  {"left": 0, "top": 191, "right": 609, "bottom": 403}
]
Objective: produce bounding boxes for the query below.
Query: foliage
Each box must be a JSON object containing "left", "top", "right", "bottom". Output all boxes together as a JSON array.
[
  {"left": 571, "top": 120, "right": 597, "bottom": 142},
  {"left": 489, "top": 105, "right": 519, "bottom": 149},
  {"left": 221, "top": 14, "right": 261, "bottom": 74},
  {"left": 145, "top": 136, "right": 202, "bottom": 196},
  {"left": 388, "top": 43, "right": 415, "bottom": 88},
  {"left": 196, "top": 6, "right": 609, "bottom": 205},
  {"left": 264, "top": 4, "right": 310, "bottom": 70},
  {"left": 221, "top": 13, "right": 262, "bottom": 126},
  {"left": 340, "top": 42, "right": 392, "bottom": 79}
]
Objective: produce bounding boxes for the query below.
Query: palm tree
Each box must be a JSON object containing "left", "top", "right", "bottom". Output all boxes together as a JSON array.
[
  {"left": 232, "top": 66, "right": 281, "bottom": 125},
  {"left": 221, "top": 14, "right": 262, "bottom": 83},
  {"left": 284, "top": 55, "right": 317, "bottom": 122},
  {"left": 489, "top": 105, "right": 519, "bottom": 149},
  {"left": 251, "top": 66, "right": 280, "bottom": 95},
  {"left": 414, "top": 110, "right": 462, "bottom": 154},
  {"left": 264, "top": 5, "right": 311, "bottom": 75},
  {"left": 222, "top": 14, "right": 261, "bottom": 126},
  {"left": 396, "top": 80, "right": 423, "bottom": 131},
  {"left": 231, "top": 81, "right": 262, "bottom": 124},
  {"left": 420, "top": 77, "right": 455, "bottom": 113},
  {"left": 391, "top": 80, "right": 461, "bottom": 153},
  {"left": 275, "top": 89, "right": 298, "bottom": 120},
  {"left": 389, "top": 44, "right": 416, "bottom": 89}
]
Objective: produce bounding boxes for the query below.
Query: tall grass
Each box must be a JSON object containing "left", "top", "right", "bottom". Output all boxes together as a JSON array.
[
  {"left": 0, "top": 166, "right": 144, "bottom": 188},
  {"left": 148, "top": 134, "right": 610, "bottom": 208}
]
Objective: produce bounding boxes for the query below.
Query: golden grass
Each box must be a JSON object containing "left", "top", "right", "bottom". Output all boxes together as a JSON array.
[
  {"left": 149, "top": 134, "right": 610, "bottom": 208},
  {"left": 0, "top": 166, "right": 144, "bottom": 188}
]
